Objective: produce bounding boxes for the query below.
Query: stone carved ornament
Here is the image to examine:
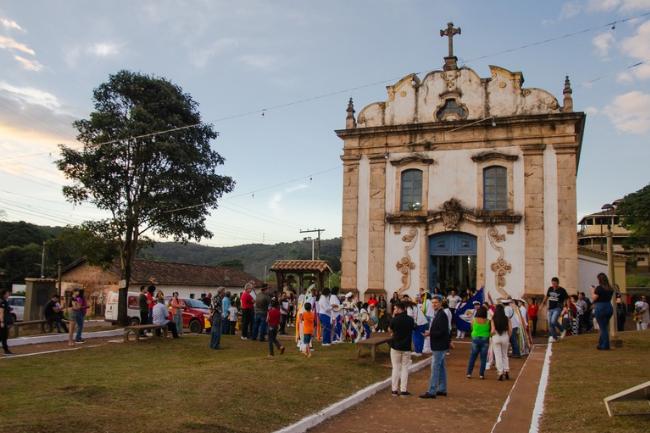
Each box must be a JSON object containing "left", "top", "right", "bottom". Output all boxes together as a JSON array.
[
  {"left": 441, "top": 198, "right": 464, "bottom": 231},
  {"left": 487, "top": 226, "right": 512, "bottom": 298},
  {"left": 396, "top": 227, "right": 418, "bottom": 295}
]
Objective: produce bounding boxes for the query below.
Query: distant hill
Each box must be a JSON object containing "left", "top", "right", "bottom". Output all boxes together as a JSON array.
[
  {"left": 0, "top": 220, "right": 342, "bottom": 282},
  {"left": 139, "top": 238, "right": 342, "bottom": 279}
]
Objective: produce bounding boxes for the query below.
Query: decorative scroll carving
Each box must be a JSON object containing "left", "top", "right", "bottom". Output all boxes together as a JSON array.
[
  {"left": 471, "top": 151, "right": 519, "bottom": 163},
  {"left": 487, "top": 226, "right": 512, "bottom": 298},
  {"left": 396, "top": 227, "right": 418, "bottom": 295}
]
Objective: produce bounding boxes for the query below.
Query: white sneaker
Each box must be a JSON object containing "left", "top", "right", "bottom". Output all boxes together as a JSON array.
[
  {"left": 560, "top": 330, "right": 567, "bottom": 339},
  {"left": 548, "top": 336, "right": 558, "bottom": 343},
  {"left": 413, "top": 352, "right": 423, "bottom": 357}
]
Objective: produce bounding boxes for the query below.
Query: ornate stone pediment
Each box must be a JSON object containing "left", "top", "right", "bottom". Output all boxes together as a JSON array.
[
  {"left": 389, "top": 154, "right": 435, "bottom": 167},
  {"left": 471, "top": 151, "right": 519, "bottom": 163}
]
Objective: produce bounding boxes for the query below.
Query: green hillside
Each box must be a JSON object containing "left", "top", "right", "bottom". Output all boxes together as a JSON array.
[{"left": 0, "top": 220, "right": 341, "bottom": 284}]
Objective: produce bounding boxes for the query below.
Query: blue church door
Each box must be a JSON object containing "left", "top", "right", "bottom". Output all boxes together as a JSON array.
[{"left": 429, "top": 232, "right": 477, "bottom": 294}]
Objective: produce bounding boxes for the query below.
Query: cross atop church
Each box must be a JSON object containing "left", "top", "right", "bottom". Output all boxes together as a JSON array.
[{"left": 440, "top": 22, "right": 461, "bottom": 71}]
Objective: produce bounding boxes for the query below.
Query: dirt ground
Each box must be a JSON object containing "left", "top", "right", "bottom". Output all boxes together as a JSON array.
[{"left": 310, "top": 341, "right": 541, "bottom": 433}]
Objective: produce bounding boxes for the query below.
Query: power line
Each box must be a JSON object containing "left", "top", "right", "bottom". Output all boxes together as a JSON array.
[
  {"left": 53, "top": 9, "right": 650, "bottom": 152},
  {"left": 582, "top": 59, "right": 649, "bottom": 86}
]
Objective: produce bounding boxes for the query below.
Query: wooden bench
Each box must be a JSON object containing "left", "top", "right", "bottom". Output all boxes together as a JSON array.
[
  {"left": 11, "top": 320, "right": 47, "bottom": 338},
  {"left": 123, "top": 324, "right": 168, "bottom": 342},
  {"left": 356, "top": 334, "right": 392, "bottom": 361}
]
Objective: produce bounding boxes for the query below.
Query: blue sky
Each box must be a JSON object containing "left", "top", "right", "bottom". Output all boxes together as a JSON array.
[{"left": 0, "top": 0, "right": 649, "bottom": 247}]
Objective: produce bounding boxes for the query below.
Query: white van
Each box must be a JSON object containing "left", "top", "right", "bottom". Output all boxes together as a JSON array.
[{"left": 105, "top": 291, "right": 142, "bottom": 325}]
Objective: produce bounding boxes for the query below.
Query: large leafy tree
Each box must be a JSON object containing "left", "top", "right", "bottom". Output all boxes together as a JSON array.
[
  {"left": 57, "top": 70, "right": 234, "bottom": 324},
  {"left": 616, "top": 182, "right": 650, "bottom": 248}
]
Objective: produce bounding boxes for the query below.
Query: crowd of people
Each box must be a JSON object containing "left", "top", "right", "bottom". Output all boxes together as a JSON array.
[{"left": 0, "top": 272, "right": 648, "bottom": 360}]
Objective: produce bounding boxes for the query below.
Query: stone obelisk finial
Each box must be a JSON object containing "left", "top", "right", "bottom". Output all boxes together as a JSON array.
[
  {"left": 562, "top": 75, "right": 573, "bottom": 112},
  {"left": 346, "top": 97, "right": 356, "bottom": 129},
  {"left": 440, "top": 22, "right": 461, "bottom": 71}
]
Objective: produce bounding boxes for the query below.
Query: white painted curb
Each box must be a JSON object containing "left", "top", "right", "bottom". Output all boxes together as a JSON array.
[
  {"left": 9, "top": 329, "right": 125, "bottom": 346},
  {"left": 529, "top": 341, "right": 553, "bottom": 433},
  {"left": 273, "top": 355, "right": 431, "bottom": 433}
]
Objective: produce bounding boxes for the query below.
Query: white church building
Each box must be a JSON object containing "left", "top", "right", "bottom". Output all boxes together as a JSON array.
[{"left": 336, "top": 24, "right": 586, "bottom": 302}]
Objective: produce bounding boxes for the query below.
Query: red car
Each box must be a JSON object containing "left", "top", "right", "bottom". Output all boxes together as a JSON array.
[{"left": 166, "top": 298, "right": 212, "bottom": 334}]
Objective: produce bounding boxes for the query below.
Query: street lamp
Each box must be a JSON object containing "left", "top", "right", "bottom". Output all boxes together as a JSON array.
[{"left": 601, "top": 202, "right": 617, "bottom": 338}]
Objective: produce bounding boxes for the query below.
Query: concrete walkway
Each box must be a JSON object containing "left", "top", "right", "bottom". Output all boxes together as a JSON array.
[{"left": 310, "top": 342, "right": 546, "bottom": 433}]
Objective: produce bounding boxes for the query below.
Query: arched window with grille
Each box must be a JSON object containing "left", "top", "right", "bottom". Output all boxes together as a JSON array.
[
  {"left": 400, "top": 169, "right": 423, "bottom": 211},
  {"left": 483, "top": 166, "right": 507, "bottom": 211}
]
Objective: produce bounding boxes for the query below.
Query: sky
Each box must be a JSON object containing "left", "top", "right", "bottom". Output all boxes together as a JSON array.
[{"left": 0, "top": 0, "right": 649, "bottom": 247}]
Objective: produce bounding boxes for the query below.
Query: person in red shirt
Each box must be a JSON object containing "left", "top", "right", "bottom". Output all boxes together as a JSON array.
[
  {"left": 146, "top": 286, "right": 155, "bottom": 324},
  {"left": 367, "top": 295, "right": 378, "bottom": 308},
  {"left": 266, "top": 298, "right": 285, "bottom": 356},
  {"left": 240, "top": 283, "right": 255, "bottom": 340},
  {"left": 527, "top": 298, "right": 539, "bottom": 337}
]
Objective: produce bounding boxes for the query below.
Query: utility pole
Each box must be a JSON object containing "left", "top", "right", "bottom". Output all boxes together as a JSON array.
[
  {"left": 300, "top": 228, "right": 325, "bottom": 259},
  {"left": 40, "top": 241, "right": 46, "bottom": 278}
]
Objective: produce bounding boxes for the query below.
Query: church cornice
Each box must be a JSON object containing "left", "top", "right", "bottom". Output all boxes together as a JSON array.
[
  {"left": 335, "top": 112, "right": 586, "bottom": 139},
  {"left": 386, "top": 199, "right": 522, "bottom": 233}
]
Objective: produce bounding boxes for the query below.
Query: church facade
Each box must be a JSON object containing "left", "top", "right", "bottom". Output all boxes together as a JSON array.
[{"left": 336, "top": 24, "right": 585, "bottom": 301}]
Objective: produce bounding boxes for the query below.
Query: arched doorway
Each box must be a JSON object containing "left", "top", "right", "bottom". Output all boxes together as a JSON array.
[{"left": 429, "top": 232, "right": 477, "bottom": 294}]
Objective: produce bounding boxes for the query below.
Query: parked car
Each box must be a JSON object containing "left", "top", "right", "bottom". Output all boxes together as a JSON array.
[
  {"left": 7, "top": 295, "right": 25, "bottom": 322},
  {"left": 166, "top": 297, "right": 211, "bottom": 334},
  {"left": 104, "top": 291, "right": 141, "bottom": 325}
]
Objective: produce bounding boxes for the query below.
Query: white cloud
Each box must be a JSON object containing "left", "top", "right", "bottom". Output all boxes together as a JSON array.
[
  {"left": 189, "top": 38, "right": 239, "bottom": 68},
  {"left": 588, "top": 0, "right": 650, "bottom": 11},
  {"left": 0, "top": 17, "right": 24, "bottom": 32},
  {"left": 0, "top": 81, "right": 61, "bottom": 110},
  {"left": 238, "top": 54, "right": 278, "bottom": 70},
  {"left": 87, "top": 42, "right": 121, "bottom": 57},
  {"left": 0, "top": 34, "right": 35, "bottom": 55},
  {"left": 560, "top": 1, "right": 583, "bottom": 18},
  {"left": 268, "top": 184, "right": 308, "bottom": 215},
  {"left": 592, "top": 32, "right": 615, "bottom": 57},
  {"left": 584, "top": 106, "right": 599, "bottom": 115},
  {"left": 13, "top": 54, "right": 43, "bottom": 71},
  {"left": 620, "top": 20, "right": 650, "bottom": 81},
  {"left": 603, "top": 91, "right": 650, "bottom": 133}
]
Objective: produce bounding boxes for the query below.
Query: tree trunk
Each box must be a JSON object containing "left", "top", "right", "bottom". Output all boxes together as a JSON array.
[{"left": 117, "top": 226, "right": 137, "bottom": 326}]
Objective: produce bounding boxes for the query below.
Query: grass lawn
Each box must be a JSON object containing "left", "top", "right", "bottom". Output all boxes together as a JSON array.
[
  {"left": 0, "top": 335, "right": 389, "bottom": 433},
  {"left": 541, "top": 331, "right": 650, "bottom": 433}
]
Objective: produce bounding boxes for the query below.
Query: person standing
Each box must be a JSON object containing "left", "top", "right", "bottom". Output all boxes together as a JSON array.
[
  {"left": 420, "top": 297, "right": 450, "bottom": 399},
  {"left": 615, "top": 293, "right": 627, "bottom": 332},
  {"left": 266, "top": 298, "right": 285, "bottom": 356},
  {"left": 209, "top": 288, "right": 225, "bottom": 349},
  {"left": 170, "top": 292, "right": 184, "bottom": 336},
  {"left": 410, "top": 295, "right": 429, "bottom": 356},
  {"left": 527, "top": 298, "right": 539, "bottom": 337},
  {"left": 228, "top": 301, "right": 238, "bottom": 335},
  {"left": 240, "top": 283, "right": 255, "bottom": 340},
  {"left": 146, "top": 285, "right": 156, "bottom": 324},
  {"left": 446, "top": 290, "right": 462, "bottom": 328},
  {"left": 279, "top": 293, "right": 289, "bottom": 335},
  {"left": 252, "top": 285, "right": 270, "bottom": 342},
  {"left": 318, "top": 287, "right": 333, "bottom": 346},
  {"left": 0, "top": 290, "right": 14, "bottom": 355},
  {"left": 71, "top": 289, "right": 88, "bottom": 344},
  {"left": 503, "top": 299, "right": 520, "bottom": 357},
  {"left": 152, "top": 298, "right": 179, "bottom": 338},
  {"left": 330, "top": 288, "right": 343, "bottom": 342},
  {"left": 299, "top": 302, "right": 315, "bottom": 358},
  {"left": 466, "top": 306, "right": 490, "bottom": 379},
  {"left": 491, "top": 304, "right": 511, "bottom": 381},
  {"left": 592, "top": 273, "right": 614, "bottom": 350},
  {"left": 221, "top": 292, "right": 232, "bottom": 335},
  {"left": 542, "top": 277, "right": 568, "bottom": 342},
  {"left": 389, "top": 301, "right": 414, "bottom": 397},
  {"left": 575, "top": 294, "right": 588, "bottom": 334},
  {"left": 634, "top": 296, "right": 649, "bottom": 330}
]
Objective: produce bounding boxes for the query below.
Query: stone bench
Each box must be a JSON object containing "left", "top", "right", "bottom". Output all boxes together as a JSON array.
[
  {"left": 123, "top": 324, "right": 169, "bottom": 342},
  {"left": 356, "top": 334, "right": 392, "bottom": 362}
]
